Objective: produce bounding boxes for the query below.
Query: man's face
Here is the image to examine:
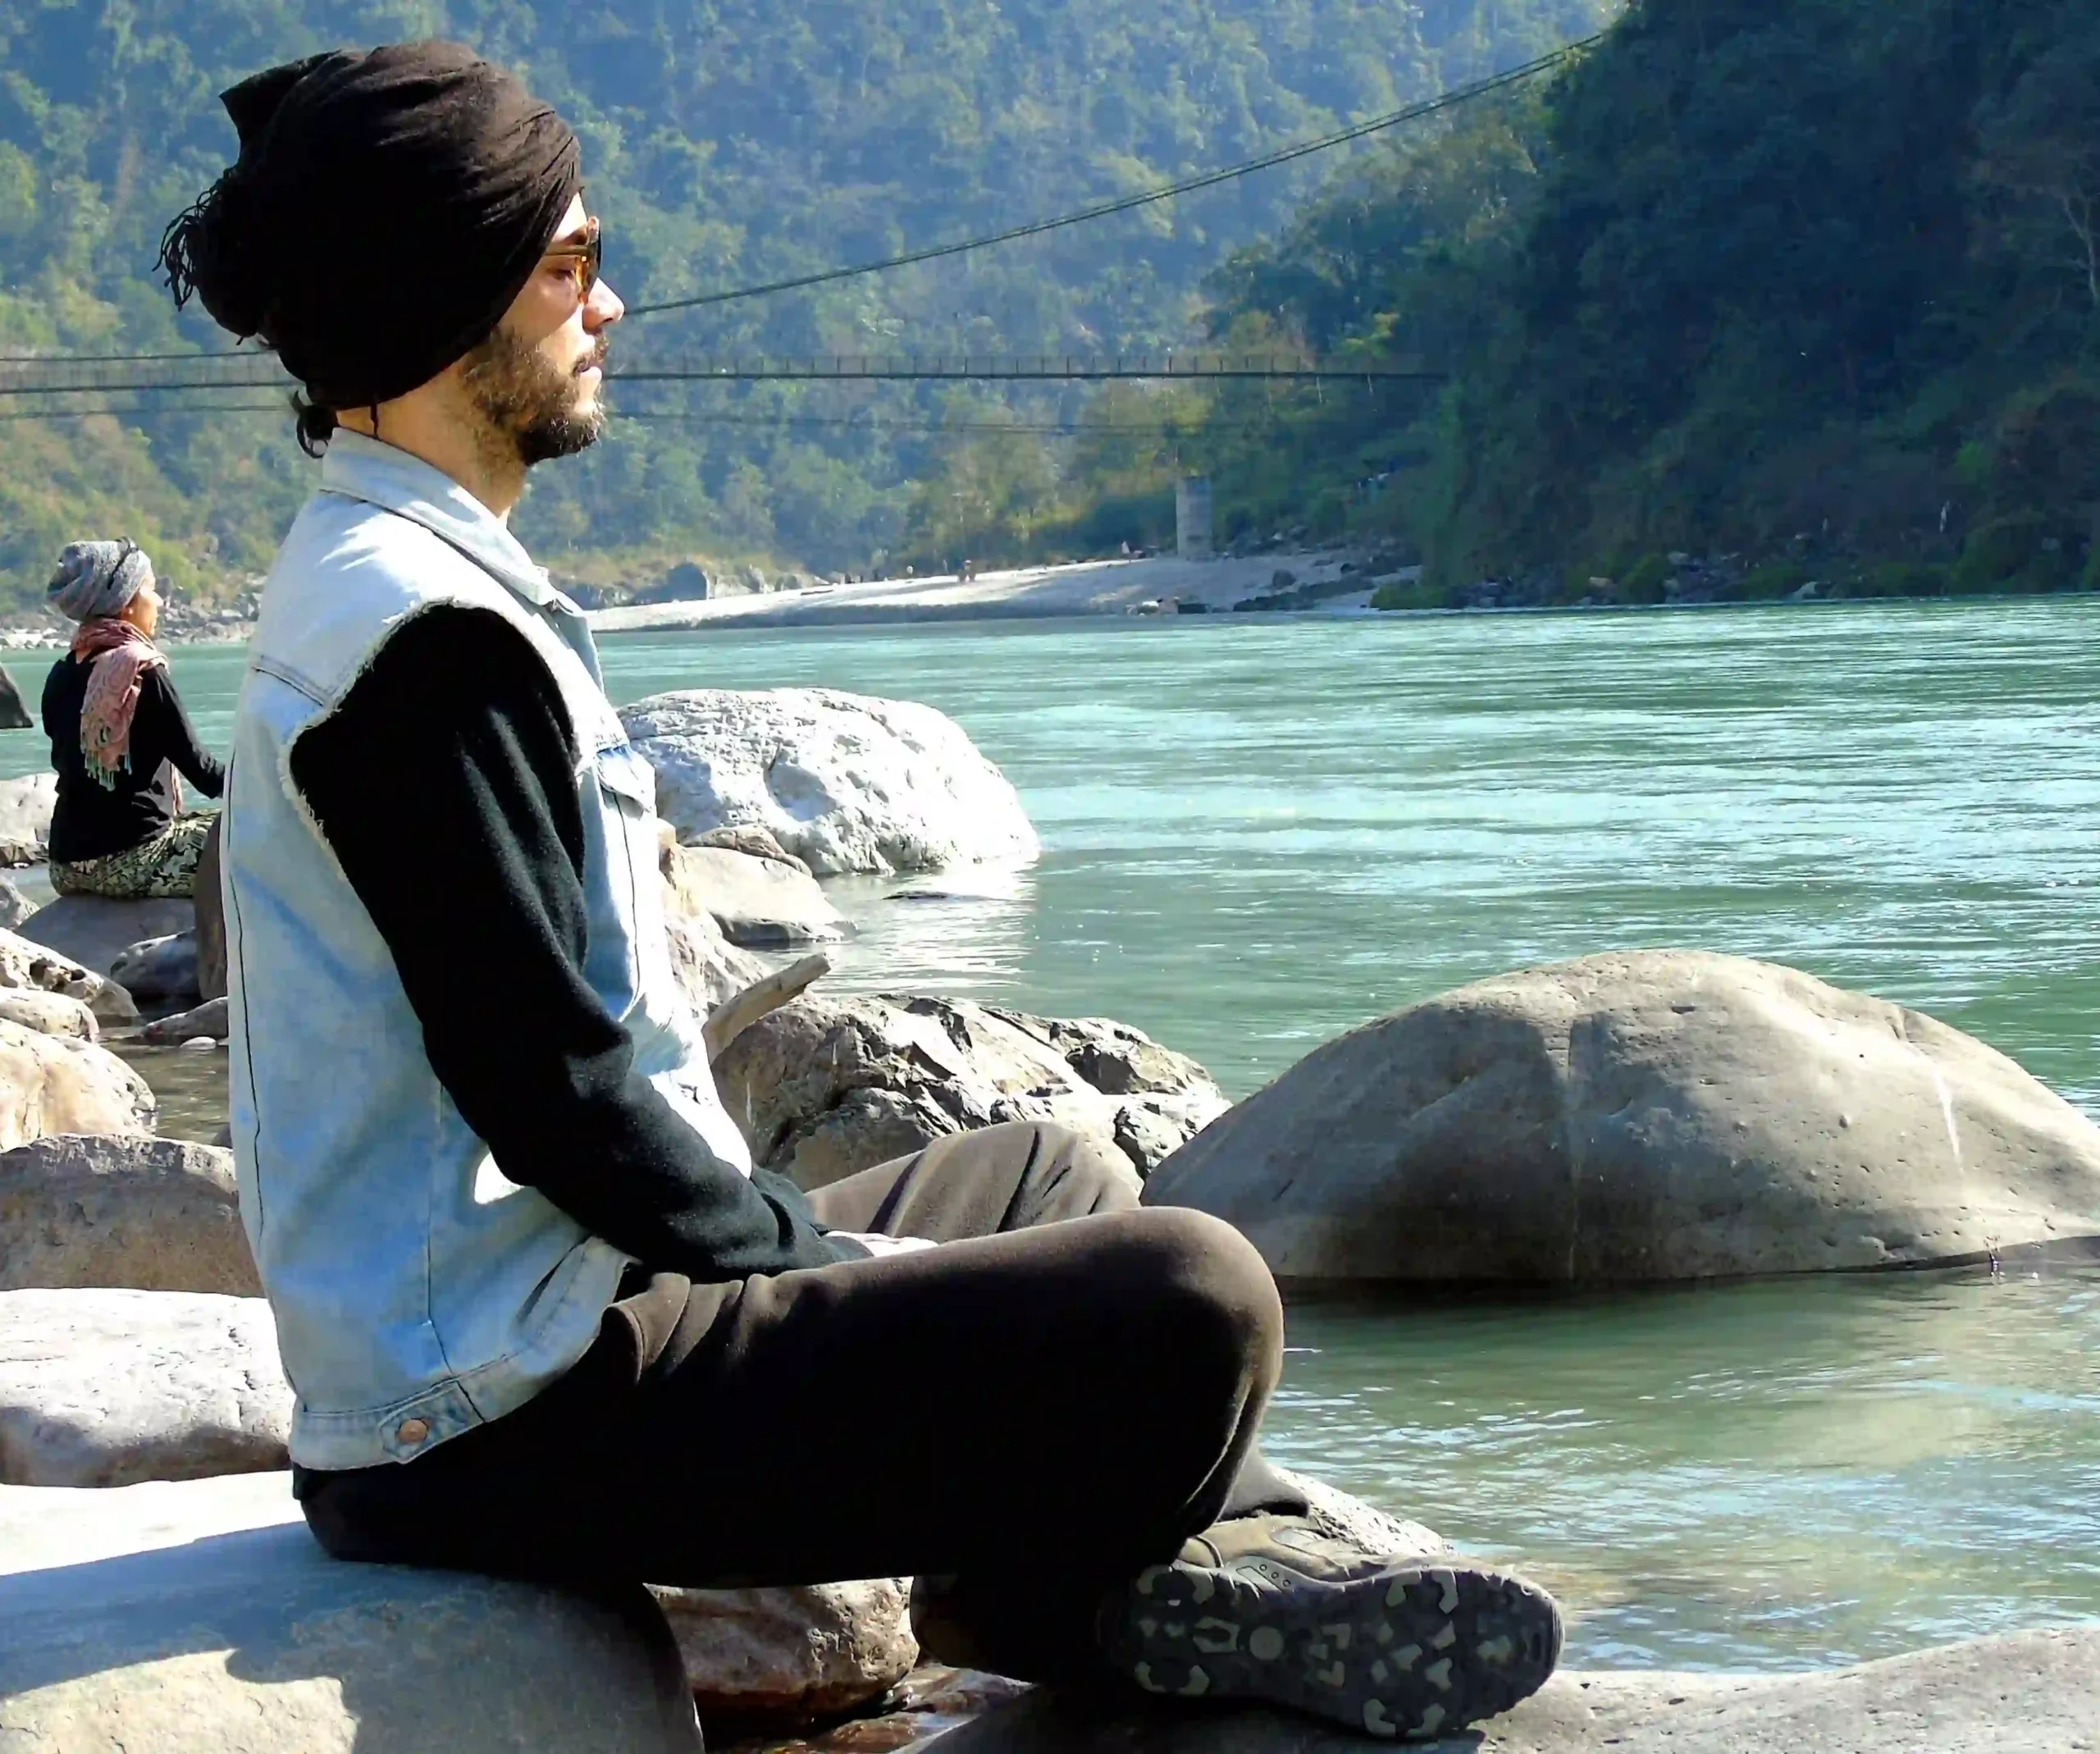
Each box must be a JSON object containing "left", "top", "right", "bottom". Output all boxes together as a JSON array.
[{"left": 460, "top": 194, "right": 624, "bottom": 467}]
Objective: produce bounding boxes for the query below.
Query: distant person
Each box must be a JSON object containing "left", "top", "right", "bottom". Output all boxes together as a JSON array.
[
  {"left": 160, "top": 42, "right": 1560, "bottom": 1743},
  {"left": 41, "top": 540, "right": 223, "bottom": 898}
]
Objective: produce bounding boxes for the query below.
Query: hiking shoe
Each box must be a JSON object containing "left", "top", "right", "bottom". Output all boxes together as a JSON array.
[{"left": 1098, "top": 1515, "right": 1562, "bottom": 1741}]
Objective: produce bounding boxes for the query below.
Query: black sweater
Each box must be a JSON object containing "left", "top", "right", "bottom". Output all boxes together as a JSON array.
[
  {"left": 288, "top": 605, "right": 851, "bottom": 1283},
  {"left": 43, "top": 654, "right": 226, "bottom": 862}
]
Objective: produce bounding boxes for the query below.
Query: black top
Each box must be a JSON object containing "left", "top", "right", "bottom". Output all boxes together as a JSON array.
[
  {"left": 42, "top": 653, "right": 226, "bottom": 863},
  {"left": 289, "top": 605, "right": 854, "bottom": 1282}
]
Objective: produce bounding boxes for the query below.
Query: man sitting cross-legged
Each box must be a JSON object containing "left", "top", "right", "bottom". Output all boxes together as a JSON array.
[{"left": 162, "top": 42, "right": 1562, "bottom": 1740}]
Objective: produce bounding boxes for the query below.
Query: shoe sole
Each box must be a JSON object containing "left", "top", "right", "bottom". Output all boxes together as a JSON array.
[{"left": 1102, "top": 1559, "right": 1563, "bottom": 1741}]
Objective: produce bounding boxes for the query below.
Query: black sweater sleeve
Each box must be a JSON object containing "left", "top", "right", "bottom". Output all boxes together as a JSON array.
[
  {"left": 134, "top": 668, "right": 226, "bottom": 798},
  {"left": 288, "top": 605, "right": 850, "bottom": 1281}
]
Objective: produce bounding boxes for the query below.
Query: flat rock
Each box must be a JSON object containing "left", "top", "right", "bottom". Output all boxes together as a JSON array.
[
  {"left": 0, "top": 1472, "right": 702, "bottom": 1752},
  {"left": 653, "top": 1578, "right": 918, "bottom": 1720},
  {"left": 0, "top": 989, "right": 97, "bottom": 1039},
  {"left": 0, "top": 1135, "right": 255, "bottom": 1295},
  {"left": 17, "top": 895, "right": 194, "bottom": 981},
  {"left": 1272, "top": 1468, "right": 1446, "bottom": 1563},
  {"left": 714, "top": 994, "right": 1227, "bottom": 1190},
  {"left": 911, "top": 1624, "right": 2100, "bottom": 1752},
  {"left": 0, "top": 1019, "right": 154, "bottom": 1148},
  {"left": 110, "top": 928, "right": 202, "bottom": 1006},
  {"left": 622, "top": 687, "right": 1039, "bottom": 877},
  {"left": 1146, "top": 951, "right": 2100, "bottom": 1283},
  {"left": 0, "top": 925, "right": 135, "bottom": 1023},
  {"left": 664, "top": 842, "right": 851, "bottom": 947},
  {"left": 0, "top": 773, "right": 55, "bottom": 864},
  {"left": 139, "top": 994, "right": 231, "bottom": 1044},
  {"left": 688, "top": 822, "right": 815, "bottom": 875},
  {"left": 0, "top": 1289, "right": 288, "bottom": 1486}
]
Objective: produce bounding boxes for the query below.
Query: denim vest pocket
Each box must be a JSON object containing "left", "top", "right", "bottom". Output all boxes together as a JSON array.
[{"left": 585, "top": 742, "right": 667, "bottom": 1023}]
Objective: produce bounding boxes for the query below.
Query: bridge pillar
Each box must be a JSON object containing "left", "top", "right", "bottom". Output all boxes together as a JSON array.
[{"left": 1176, "top": 477, "right": 1214, "bottom": 560}]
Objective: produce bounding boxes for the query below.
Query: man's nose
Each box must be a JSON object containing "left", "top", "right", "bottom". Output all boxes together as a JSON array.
[{"left": 587, "top": 279, "right": 624, "bottom": 328}]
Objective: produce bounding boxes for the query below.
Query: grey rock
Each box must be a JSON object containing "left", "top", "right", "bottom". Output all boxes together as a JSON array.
[
  {"left": 1271, "top": 1469, "right": 1447, "bottom": 1563},
  {"left": 652, "top": 1578, "right": 918, "bottom": 1720},
  {"left": 714, "top": 994, "right": 1226, "bottom": 1190},
  {"left": 0, "top": 875, "right": 30, "bottom": 930},
  {"left": 663, "top": 843, "right": 851, "bottom": 948},
  {"left": 666, "top": 911, "right": 774, "bottom": 1018},
  {"left": 622, "top": 688, "right": 1039, "bottom": 876},
  {"left": 688, "top": 823, "right": 815, "bottom": 876},
  {"left": 0, "top": 1135, "right": 255, "bottom": 1295},
  {"left": 139, "top": 994, "right": 231, "bottom": 1044},
  {"left": 0, "top": 925, "right": 137, "bottom": 1024},
  {"left": 0, "top": 1020, "right": 154, "bottom": 1147},
  {"left": 1145, "top": 951, "right": 2100, "bottom": 1283},
  {"left": 0, "top": 989, "right": 97, "bottom": 1039},
  {"left": 0, "top": 1288, "right": 289, "bottom": 1487},
  {"left": 911, "top": 1624, "right": 2100, "bottom": 1752},
  {"left": 110, "top": 930, "right": 201, "bottom": 1006},
  {"left": 0, "top": 665, "right": 31, "bottom": 732},
  {"left": 17, "top": 895, "right": 193, "bottom": 982},
  {"left": 0, "top": 774, "right": 55, "bottom": 864},
  {"left": 0, "top": 1472, "right": 702, "bottom": 1752}
]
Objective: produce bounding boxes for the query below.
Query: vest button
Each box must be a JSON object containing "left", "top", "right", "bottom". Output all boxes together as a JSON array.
[{"left": 396, "top": 1418, "right": 430, "bottom": 1446}]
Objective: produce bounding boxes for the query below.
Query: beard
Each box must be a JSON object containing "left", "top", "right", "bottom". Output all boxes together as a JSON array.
[{"left": 461, "top": 323, "right": 608, "bottom": 467}]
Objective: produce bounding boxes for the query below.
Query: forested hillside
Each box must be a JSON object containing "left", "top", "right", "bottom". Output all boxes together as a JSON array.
[
  {"left": 1029, "top": 0, "right": 2100, "bottom": 601},
  {"left": 0, "top": 0, "right": 1609, "bottom": 607}
]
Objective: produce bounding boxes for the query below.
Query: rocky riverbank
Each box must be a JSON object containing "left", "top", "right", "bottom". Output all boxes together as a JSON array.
[{"left": 2, "top": 683, "right": 2098, "bottom": 1749}]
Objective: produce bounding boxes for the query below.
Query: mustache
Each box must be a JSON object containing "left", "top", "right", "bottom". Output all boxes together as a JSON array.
[{"left": 573, "top": 340, "right": 610, "bottom": 377}]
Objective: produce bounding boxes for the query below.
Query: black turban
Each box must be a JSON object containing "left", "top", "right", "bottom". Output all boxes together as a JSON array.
[{"left": 160, "top": 42, "right": 582, "bottom": 411}]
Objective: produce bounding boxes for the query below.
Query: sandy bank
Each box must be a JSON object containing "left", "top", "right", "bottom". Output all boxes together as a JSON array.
[{"left": 587, "top": 550, "right": 1381, "bottom": 634}]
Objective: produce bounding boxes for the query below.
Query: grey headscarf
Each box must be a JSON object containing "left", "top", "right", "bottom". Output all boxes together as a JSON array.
[{"left": 48, "top": 541, "right": 150, "bottom": 622}]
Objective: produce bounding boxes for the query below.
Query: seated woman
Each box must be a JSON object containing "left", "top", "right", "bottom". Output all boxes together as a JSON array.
[{"left": 40, "top": 540, "right": 224, "bottom": 899}]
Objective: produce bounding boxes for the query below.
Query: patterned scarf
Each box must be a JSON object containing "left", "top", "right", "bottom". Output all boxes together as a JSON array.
[{"left": 71, "top": 617, "right": 171, "bottom": 795}]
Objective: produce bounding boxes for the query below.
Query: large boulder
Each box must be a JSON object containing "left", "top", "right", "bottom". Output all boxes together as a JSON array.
[
  {"left": 0, "top": 1472, "right": 703, "bottom": 1752},
  {"left": 652, "top": 1578, "right": 918, "bottom": 1721},
  {"left": 0, "top": 1020, "right": 155, "bottom": 1147},
  {"left": 0, "top": 773, "right": 55, "bottom": 866},
  {"left": 1145, "top": 951, "right": 2100, "bottom": 1284},
  {"left": 663, "top": 840, "right": 851, "bottom": 948},
  {"left": 0, "top": 926, "right": 137, "bottom": 1024},
  {"left": 0, "top": 875, "right": 30, "bottom": 930},
  {"left": 109, "top": 929, "right": 202, "bottom": 1006},
  {"left": 16, "top": 895, "right": 193, "bottom": 982},
  {"left": 0, "top": 1288, "right": 289, "bottom": 1486},
  {"left": 905, "top": 1624, "right": 2100, "bottom": 1753},
  {"left": 622, "top": 688, "right": 1039, "bottom": 877},
  {"left": 0, "top": 1135, "right": 256, "bottom": 1295},
  {"left": 714, "top": 995, "right": 1228, "bottom": 1190}
]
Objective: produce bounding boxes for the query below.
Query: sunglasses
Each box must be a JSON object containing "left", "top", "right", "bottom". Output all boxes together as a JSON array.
[{"left": 543, "top": 218, "right": 602, "bottom": 304}]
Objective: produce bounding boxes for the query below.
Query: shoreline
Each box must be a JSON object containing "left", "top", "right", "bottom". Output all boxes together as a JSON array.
[{"left": 585, "top": 553, "right": 2100, "bottom": 636}]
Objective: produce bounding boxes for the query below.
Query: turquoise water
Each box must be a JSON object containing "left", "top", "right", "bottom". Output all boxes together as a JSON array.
[{"left": 12, "top": 600, "right": 2100, "bottom": 1670}]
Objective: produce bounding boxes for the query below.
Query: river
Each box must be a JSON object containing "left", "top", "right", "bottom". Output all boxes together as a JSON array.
[{"left": 6, "top": 598, "right": 2097, "bottom": 1671}]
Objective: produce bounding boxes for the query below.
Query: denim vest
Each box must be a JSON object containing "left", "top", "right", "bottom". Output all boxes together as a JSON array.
[{"left": 225, "top": 432, "right": 752, "bottom": 1471}]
